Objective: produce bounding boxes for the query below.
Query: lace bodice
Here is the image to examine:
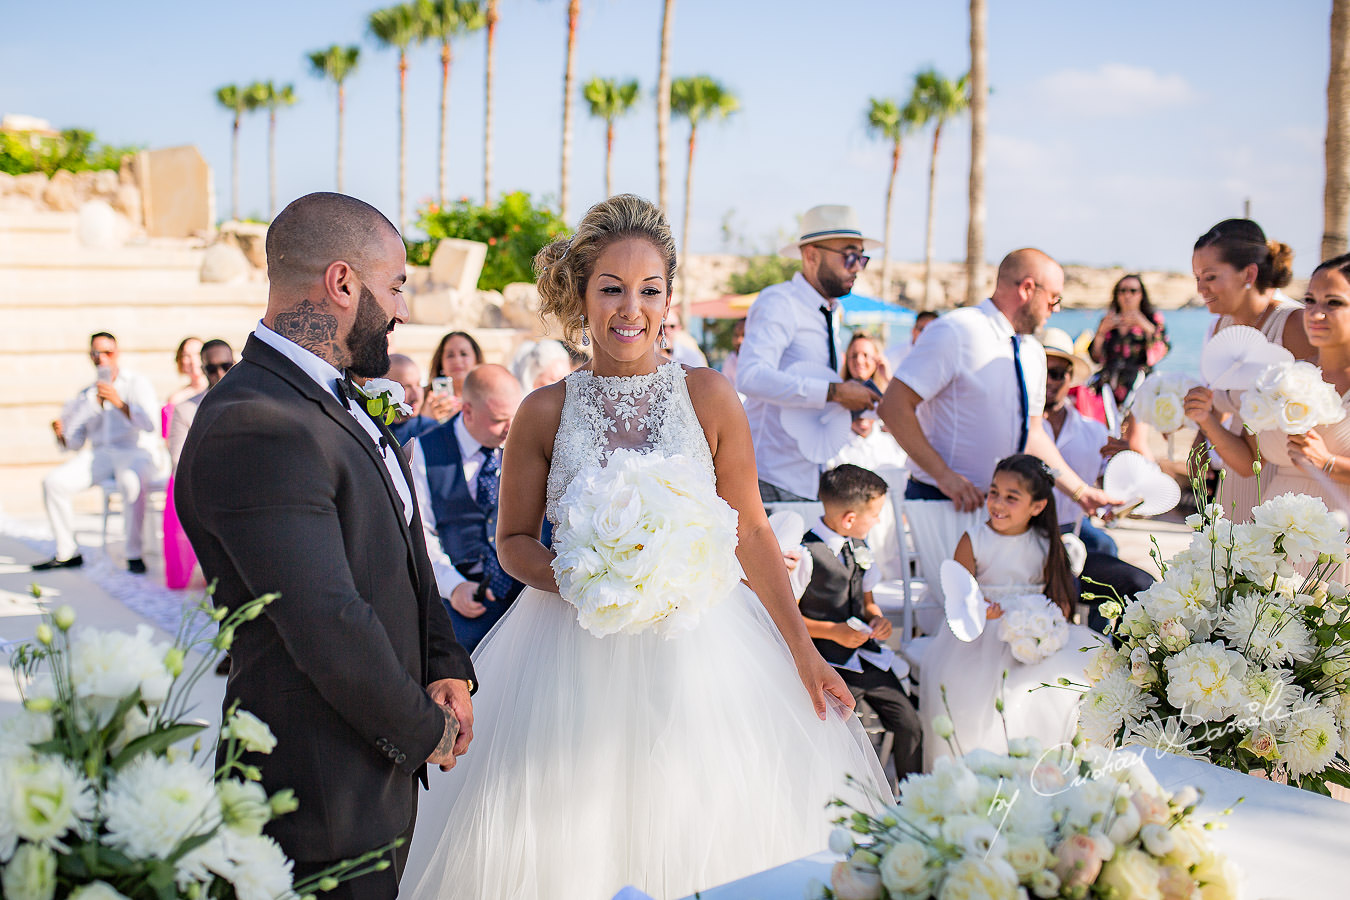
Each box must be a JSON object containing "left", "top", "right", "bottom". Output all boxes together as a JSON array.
[{"left": 546, "top": 362, "right": 715, "bottom": 525}]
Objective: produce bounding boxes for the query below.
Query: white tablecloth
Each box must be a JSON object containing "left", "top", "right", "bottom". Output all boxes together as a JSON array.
[{"left": 678, "top": 749, "right": 1350, "bottom": 899}]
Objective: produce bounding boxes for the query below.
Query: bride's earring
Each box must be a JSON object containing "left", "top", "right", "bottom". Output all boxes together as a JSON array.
[
  {"left": 659, "top": 322, "right": 669, "bottom": 350},
  {"left": 1244, "top": 282, "right": 1253, "bottom": 290},
  {"left": 580, "top": 314, "right": 591, "bottom": 347}
]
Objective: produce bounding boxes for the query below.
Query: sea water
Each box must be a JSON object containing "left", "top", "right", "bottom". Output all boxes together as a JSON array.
[{"left": 1048, "top": 306, "right": 1213, "bottom": 379}]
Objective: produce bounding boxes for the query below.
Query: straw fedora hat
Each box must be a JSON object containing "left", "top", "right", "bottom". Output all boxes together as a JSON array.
[
  {"left": 778, "top": 205, "right": 883, "bottom": 258},
  {"left": 1040, "top": 327, "right": 1094, "bottom": 387}
]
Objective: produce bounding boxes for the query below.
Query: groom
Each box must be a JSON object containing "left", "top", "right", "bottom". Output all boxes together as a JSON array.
[{"left": 175, "top": 192, "right": 476, "bottom": 900}]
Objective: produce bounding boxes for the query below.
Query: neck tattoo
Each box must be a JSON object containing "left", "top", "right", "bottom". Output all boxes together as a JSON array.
[{"left": 272, "top": 299, "right": 345, "bottom": 367}]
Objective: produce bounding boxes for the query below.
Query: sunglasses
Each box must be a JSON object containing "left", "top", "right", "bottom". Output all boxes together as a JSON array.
[
  {"left": 815, "top": 246, "right": 870, "bottom": 270},
  {"left": 205, "top": 361, "right": 234, "bottom": 376},
  {"left": 1046, "top": 366, "right": 1072, "bottom": 381}
]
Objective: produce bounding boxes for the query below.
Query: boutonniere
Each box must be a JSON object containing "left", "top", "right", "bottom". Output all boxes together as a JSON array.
[
  {"left": 851, "top": 542, "right": 873, "bottom": 571},
  {"left": 352, "top": 378, "right": 413, "bottom": 425}
]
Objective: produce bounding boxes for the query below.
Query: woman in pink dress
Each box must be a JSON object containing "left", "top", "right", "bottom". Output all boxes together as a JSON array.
[{"left": 162, "top": 337, "right": 205, "bottom": 589}]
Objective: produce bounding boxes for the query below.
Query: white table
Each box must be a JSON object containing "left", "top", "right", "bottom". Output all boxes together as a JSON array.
[{"left": 679, "top": 750, "right": 1350, "bottom": 900}]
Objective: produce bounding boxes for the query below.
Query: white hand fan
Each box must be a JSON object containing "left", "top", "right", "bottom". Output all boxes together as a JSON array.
[
  {"left": 1102, "top": 450, "right": 1181, "bottom": 517},
  {"left": 767, "top": 509, "right": 807, "bottom": 553},
  {"left": 1201, "top": 325, "right": 1294, "bottom": 391},
  {"left": 940, "top": 559, "right": 985, "bottom": 642},
  {"left": 779, "top": 360, "right": 856, "bottom": 463}
]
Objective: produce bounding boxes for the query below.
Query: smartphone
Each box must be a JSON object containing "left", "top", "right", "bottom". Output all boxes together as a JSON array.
[
  {"left": 96, "top": 365, "right": 113, "bottom": 384},
  {"left": 431, "top": 376, "right": 453, "bottom": 396},
  {"left": 845, "top": 616, "right": 873, "bottom": 634}
]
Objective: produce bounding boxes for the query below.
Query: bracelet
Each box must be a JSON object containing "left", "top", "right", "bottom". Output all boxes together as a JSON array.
[
  {"left": 1070, "top": 483, "right": 1087, "bottom": 502},
  {"left": 1324, "top": 455, "right": 1337, "bottom": 475}
]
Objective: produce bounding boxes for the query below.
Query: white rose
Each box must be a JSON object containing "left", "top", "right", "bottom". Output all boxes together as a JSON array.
[
  {"left": 1099, "top": 847, "right": 1163, "bottom": 900},
  {"left": 1139, "top": 822, "right": 1175, "bottom": 856},
  {"left": 937, "top": 858, "right": 1019, "bottom": 900},
  {"left": 829, "top": 861, "right": 882, "bottom": 900},
  {"left": 590, "top": 483, "right": 642, "bottom": 544},
  {"left": 878, "top": 841, "right": 932, "bottom": 894},
  {"left": 1, "top": 844, "right": 57, "bottom": 900},
  {"left": 1004, "top": 834, "right": 1052, "bottom": 878},
  {"left": 1193, "top": 850, "right": 1242, "bottom": 900},
  {"left": 1239, "top": 388, "right": 1280, "bottom": 433},
  {"left": 1030, "top": 870, "right": 1061, "bottom": 899},
  {"left": 1279, "top": 397, "right": 1319, "bottom": 434},
  {"left": 223, "top": 710, "right": 276, "bottom": 754},
  {"left": 828, "top": 827, "right": 855, "bottom": 856},
  {"left": 1148, "top": 390, "right": 1187, "bottom": 434}
]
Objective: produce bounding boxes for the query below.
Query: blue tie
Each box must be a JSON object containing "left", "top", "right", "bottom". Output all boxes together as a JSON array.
[
  {"left": 1010, "top": 336, "right": 1029, "bottom": 452},
  {"left": 475, "top": 447, "right": 514, "bottom": 599}
]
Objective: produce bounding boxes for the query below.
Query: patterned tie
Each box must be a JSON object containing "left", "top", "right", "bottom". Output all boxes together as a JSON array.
[
  {"left": 475, "top": 446, "right": 514, "bottom": 599},
  {"left": 1010, "top": 335, "right": 1029, "bottom": 452},
  {"left": 820, "top": 304, "right": 838, "bottom": 371}
]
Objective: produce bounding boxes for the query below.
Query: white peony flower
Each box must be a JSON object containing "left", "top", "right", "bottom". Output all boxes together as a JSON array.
[
  {"left": 1, "top": 756, "right": 95, "bottom": 850},
  {"left": 1139, "top": 565, "right": 1219, "bottom": 640},
  {"left": 1279, "top": 700, "right": 1342, "bottom": 777},
  {"left": 1, "top": 843, "right": 57, "bottom": 900},
  {"left": 1251, "top": 492, "right": 1348, "bottom": 566},
  {"left": 223, "top": 710, "right": 277, "bottom": 754},
  {"left": 1164, "top": 642, "right": 1248, "bottom": 722},
  {"left": 103, "top": 755, "right": 222, "bottom": 860}
]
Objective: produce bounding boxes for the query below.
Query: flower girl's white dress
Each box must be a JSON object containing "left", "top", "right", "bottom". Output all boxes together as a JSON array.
[
  {"left": 406, "top": 363, "right": 887, "bottom": 900},
  {"left": 919, "top": 523, "right": 1100, "bottom": 768}
]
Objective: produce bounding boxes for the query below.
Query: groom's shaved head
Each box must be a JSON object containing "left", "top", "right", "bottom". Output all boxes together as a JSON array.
[{"left": 266, "top": 192, "right": 400, "bottom": 288}]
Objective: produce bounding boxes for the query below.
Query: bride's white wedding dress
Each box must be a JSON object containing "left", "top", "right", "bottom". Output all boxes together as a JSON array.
[{"left": 406, "top": 362, "right": 888, "bottom": 900}]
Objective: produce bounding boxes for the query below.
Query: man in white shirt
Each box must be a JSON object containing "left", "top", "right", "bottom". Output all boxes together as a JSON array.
[
  {"left": 878, "top": 249, "right": 1117, "bottom": 595},
  {"left": 884, "top": 309, "right": 938, "bottom": 372},
  {"left": 737, "top": 205, "right": 882, "bottom": 501},
  {"left": 34, "top": 332, "right": 159, "bottom": 573}
]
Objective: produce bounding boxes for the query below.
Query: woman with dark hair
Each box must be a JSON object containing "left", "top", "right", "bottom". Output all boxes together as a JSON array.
[
  {"left": 424, "top": 330, "right": 484, "bottom": 420},
  {"left": 1182, "top": 218, "right": 1312, "bottom": 521},
  {"left": 1088, "top": 274, "right": 1169, "bottom": 406}
]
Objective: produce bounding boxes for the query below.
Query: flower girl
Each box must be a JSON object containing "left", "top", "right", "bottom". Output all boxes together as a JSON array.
[{"left": 920, "top": 454, "right": 1100, "bottom": 767}]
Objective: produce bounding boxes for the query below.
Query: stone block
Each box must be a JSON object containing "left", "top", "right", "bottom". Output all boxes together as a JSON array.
[
  {"left": 76, "top": 200, "right": 127, "bottom": 249},
  {"left": 12, "top": 172, "right": 47, "bottom": 203},
  {"left": 407, "top": 287, "right": 465, "bottom": 326},
  {"left": 200, "top": 241, "right": 250, "bottom": 283},
  {"left": 500, "top": 281, "right": 542, "bottom": 330},
  {"left": 219, "top": 221, "right": 267, "bottom": 270},
  {"left": 42, "top": 169, "right": 78, "bottom": 211},
  {"left": 93, "top": 169, "right": 119, "bottom": 198},
  {"left": 138, "top": 146, "right": 214, "bottom": 238},
  {"left": 428, "top": 238, "right": 487, "bottom": 294}
]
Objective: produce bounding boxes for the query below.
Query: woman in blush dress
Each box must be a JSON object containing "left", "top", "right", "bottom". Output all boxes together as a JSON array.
[{"left": 163, "top": 337, "right": 205, "bottom": 589}]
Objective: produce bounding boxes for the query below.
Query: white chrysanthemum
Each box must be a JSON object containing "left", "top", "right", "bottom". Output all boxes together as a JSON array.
[
  {"left": 1079, "top": 670, "right": 1155, "bottom": 746},
  {"left": 1217, "top": 593, "right": 1316, "bottom": 666},
  {"left": 1251, "top": 492, "right": 1348, "bottom": 567},
  {"left": 0, "top": 713, "right": 53, "bottom": 761},
  {"left": 103, "top": 755, "right": 221, "bottom": 859},
  {"left": 1139, "top": 566, "right": 1219, "bottom": 639},
  {"left": 1, "top": 755, "right": 95, "bottom": 850},
  {"left": 215, "top": 831, "right": 294, "bottom": 900},
  {"left": 1163, "top": 642, "right": 1248, "bottom": 722},
  {"left": 1236, "top": 667, "right": 1296, "bottom": 724},
  {"left": 1280, "top": 701, "right": 1342, "bottom": 777},
  {"left": 37, "top": 625, "right": 175, "bottom": 725}
]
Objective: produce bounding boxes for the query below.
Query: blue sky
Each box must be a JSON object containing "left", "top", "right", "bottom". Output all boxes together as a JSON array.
[{"left": 0, "top": 0, "right": 1334, "bottom": 276}]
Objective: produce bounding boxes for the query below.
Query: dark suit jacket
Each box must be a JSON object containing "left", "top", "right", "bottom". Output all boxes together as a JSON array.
[{"left": 175, "top": 335, "right": 475, "bottom": 863}]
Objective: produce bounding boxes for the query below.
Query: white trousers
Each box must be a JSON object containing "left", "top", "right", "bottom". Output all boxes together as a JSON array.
[
  {"left": 43, "top": 447, "right": 156, "bottom": 559},
  {"left": 903, "top": 498, "right": 985, "bottom": 612}
]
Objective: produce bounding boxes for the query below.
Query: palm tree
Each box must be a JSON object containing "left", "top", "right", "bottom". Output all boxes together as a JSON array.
[
  {"left": 560, "top": 0, "right": 582, "bottom": 223},
  {"left": 656, "top": 0, "right": 675, "bottom": 213},
  {"left": 671, "top": 75, "right": 738, "bottom": 321},
  {"left": 909, "top": 68, "right": 970, "bottom": 310},
  {"left": 865, "top": 97, "right": 919, "bottom": 305},
  {"left": 215, "top": 83, "right": 265, "bottom": 221},
  {"left": 583, "top": 77, "right": 640, "bottom": 198},
  {"left": 483, "top": 0, "right": 500, "bottom": 203},
  {"left": 422, "top": 0, "right": 485, "bottom": 206},
  {"left": 966, "top": 0, "right": 988, "bottom": 306},
  {"left": 1326, "top": 0, "right": 1350, "bottom": 259},
  {"left": 306, "top": 45, "right": 361, "bottom": 192},
  {"left": 369, "top": 3, "right": 423, "bottom": 231},
  {"left": 257, "top": 81, "right": 298, "bottom": 219}
]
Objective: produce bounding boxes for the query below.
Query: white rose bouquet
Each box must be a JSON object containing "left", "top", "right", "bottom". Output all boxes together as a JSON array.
[
  {"left": 551, "top": 448, "right": 743, "bottom": 638},
  {"left": 1238, "top": 360, "right": 1347, "bottom": 435},
  {"left": 1128, "top": 372, "right": 1201, "bottom": 434},
  {"left": 995, "top": 594, "right": 1070, "bottom": 664},
  {"left": 1, "top": 589, "right": 391, "bottom": 900},
  {"left": 1084, "top": 482, "right": 1350, "bottom": 795},
  {"left": 817, "top": 738, "right": 1239, "bottom": 900}
]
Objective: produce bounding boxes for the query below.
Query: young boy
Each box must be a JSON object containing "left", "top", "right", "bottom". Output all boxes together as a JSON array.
[{"left": 798, "top": 464, "right": 922, "bottom": 777}]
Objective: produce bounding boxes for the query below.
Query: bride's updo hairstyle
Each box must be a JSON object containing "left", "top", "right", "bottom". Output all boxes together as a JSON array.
[
  {"left": 1193, "top": 218, "right": 1294, "bottom": 292},
  {"left": 534, "top": 194, "right": 678, "bottom": 343}
]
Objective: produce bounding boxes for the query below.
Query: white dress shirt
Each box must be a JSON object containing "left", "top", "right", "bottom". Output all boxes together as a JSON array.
[
  {"left": 60, "top": 370, "right": 158, "bottom": 452},
  {"left": 806, "top": 519, "right": 907, "bottom": 678},
  {"left": 1043, "top": 404, "right": 1107, "bottom": 528},
  {"left": 894, "top": 298, "right": 1047, "bottom": 493},
  {"left": 736, "top": 273, "right": 846, "bottom": 499},
  {"left": 252, "top": 321, "right": 412, "bottom": 525},
  {"left": 408, "top": 417, "right": 487, "bottom": 598}
]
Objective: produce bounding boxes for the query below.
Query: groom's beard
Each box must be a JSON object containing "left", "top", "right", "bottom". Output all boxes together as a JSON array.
[{"left": 346, "top": 285, "right": 395, "bottom": 378}]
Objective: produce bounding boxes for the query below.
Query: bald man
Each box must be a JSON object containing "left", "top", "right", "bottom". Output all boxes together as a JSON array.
[
  {"left": 175, "top": 192, "right": 475, "bottom": 900},
  {"left": 409, "top": 364, "right": 527, "bottom": 652},
  {"left": 877, "top": 248, "right": 1116, "bottom": 603},
  {"left": 386, "top": 353, "right": 438, "bottom": 445}
]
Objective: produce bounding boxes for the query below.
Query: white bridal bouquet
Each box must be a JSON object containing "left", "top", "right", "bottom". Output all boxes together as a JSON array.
[
  {"left": 995, "top": 595, "right": 1070, "bottom": 665},
  {"left": 1082, "top": 489, "right": 1350, "bottom": 794},
  {"left": 551, "top": 448, "right": 743, "bottom": 638},
  {"left": 1129, "top": 373, "right": 1202, "bottom": 434},
  {"left": 0, "top": 589, "right": 389, "bottom": 900},
  {"left": 1238, "top": 360, "right": 1347, "bottom": 435},
  {"left": 819, "top": 738, "right": 1239, "bottom": 900}
]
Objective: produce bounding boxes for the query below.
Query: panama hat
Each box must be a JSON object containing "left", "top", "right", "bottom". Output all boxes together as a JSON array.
[
  {"left": 778, "top": 205, "right": 883, "bottom": 258},
  {"left": 1040, "top": 327, "right": 1094, "bottom": 387}
]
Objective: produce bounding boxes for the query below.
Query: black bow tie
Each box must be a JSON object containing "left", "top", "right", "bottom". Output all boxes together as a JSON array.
[{"left": 337, "top": 373, "right": 390, "bottom": 455}]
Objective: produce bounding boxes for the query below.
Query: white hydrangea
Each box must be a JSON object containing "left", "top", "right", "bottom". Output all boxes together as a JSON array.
[
  {"left": 1280, "top": 700, "right": 1343, "bottom": 777},
  {"left": 1217, "top": 593, "right": 1316, "bottom": 666},
  {"left": 103, "top": 755, "right": 222, "bottom": 860},
  {"left": 1163, "top": 642, "right": 1248, "bottom": 722}
]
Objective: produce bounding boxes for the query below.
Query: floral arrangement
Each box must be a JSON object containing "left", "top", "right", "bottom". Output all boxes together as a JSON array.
[
  {"left": 0, "top": 589, "right": 389, "bottom": 900},
  {"left": 817, "top": 737, "right": 1239, "bottom": 900},
  {"left": 1238, "top": 361, "right": 1347, "bottom": 435},
  {"left": 1128, "top": 373, "right": 1201, "bottom": 434},
  {"left": 1081, "top": 490, "right": 1350, "bottom": 794},
  {"left": 352, "top": 378, "right": 413, "bottom": 426},
  {"left": 995, "top": 595, "right": 1070, "bottom": 665},
  {"left": 551, "top": 448, "right": 743, "bottom": 638}
]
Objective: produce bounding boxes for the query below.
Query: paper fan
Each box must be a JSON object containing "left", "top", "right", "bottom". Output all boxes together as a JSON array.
[
  {"left": 940, "top": 559, "right": 985, "bottom": 642},
  {"left": 1102, "top": 450, "right": 1181, "bottom": 518},
  {"left": 767, "top": 509, "right": 807, "bottom": 553},
  {"left": 779, "top": 360, "right": 856, "bottom": 463},
  {"left": 1201, "top": 325, "right": 1294, "bottom": 391}
]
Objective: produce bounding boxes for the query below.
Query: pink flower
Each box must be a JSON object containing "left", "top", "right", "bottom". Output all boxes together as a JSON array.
[{"left": 1053, "top": 834, "right": 1106, "bottom": 889}]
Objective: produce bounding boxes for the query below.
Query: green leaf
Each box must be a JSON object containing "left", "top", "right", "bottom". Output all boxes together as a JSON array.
[{"left": 110, "top": 722, "right": 208, "bottom": 770}]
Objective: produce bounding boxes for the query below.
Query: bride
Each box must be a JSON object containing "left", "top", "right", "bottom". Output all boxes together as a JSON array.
[{"left": 406, "top": 195, "right": 888, "bottom": 899}]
